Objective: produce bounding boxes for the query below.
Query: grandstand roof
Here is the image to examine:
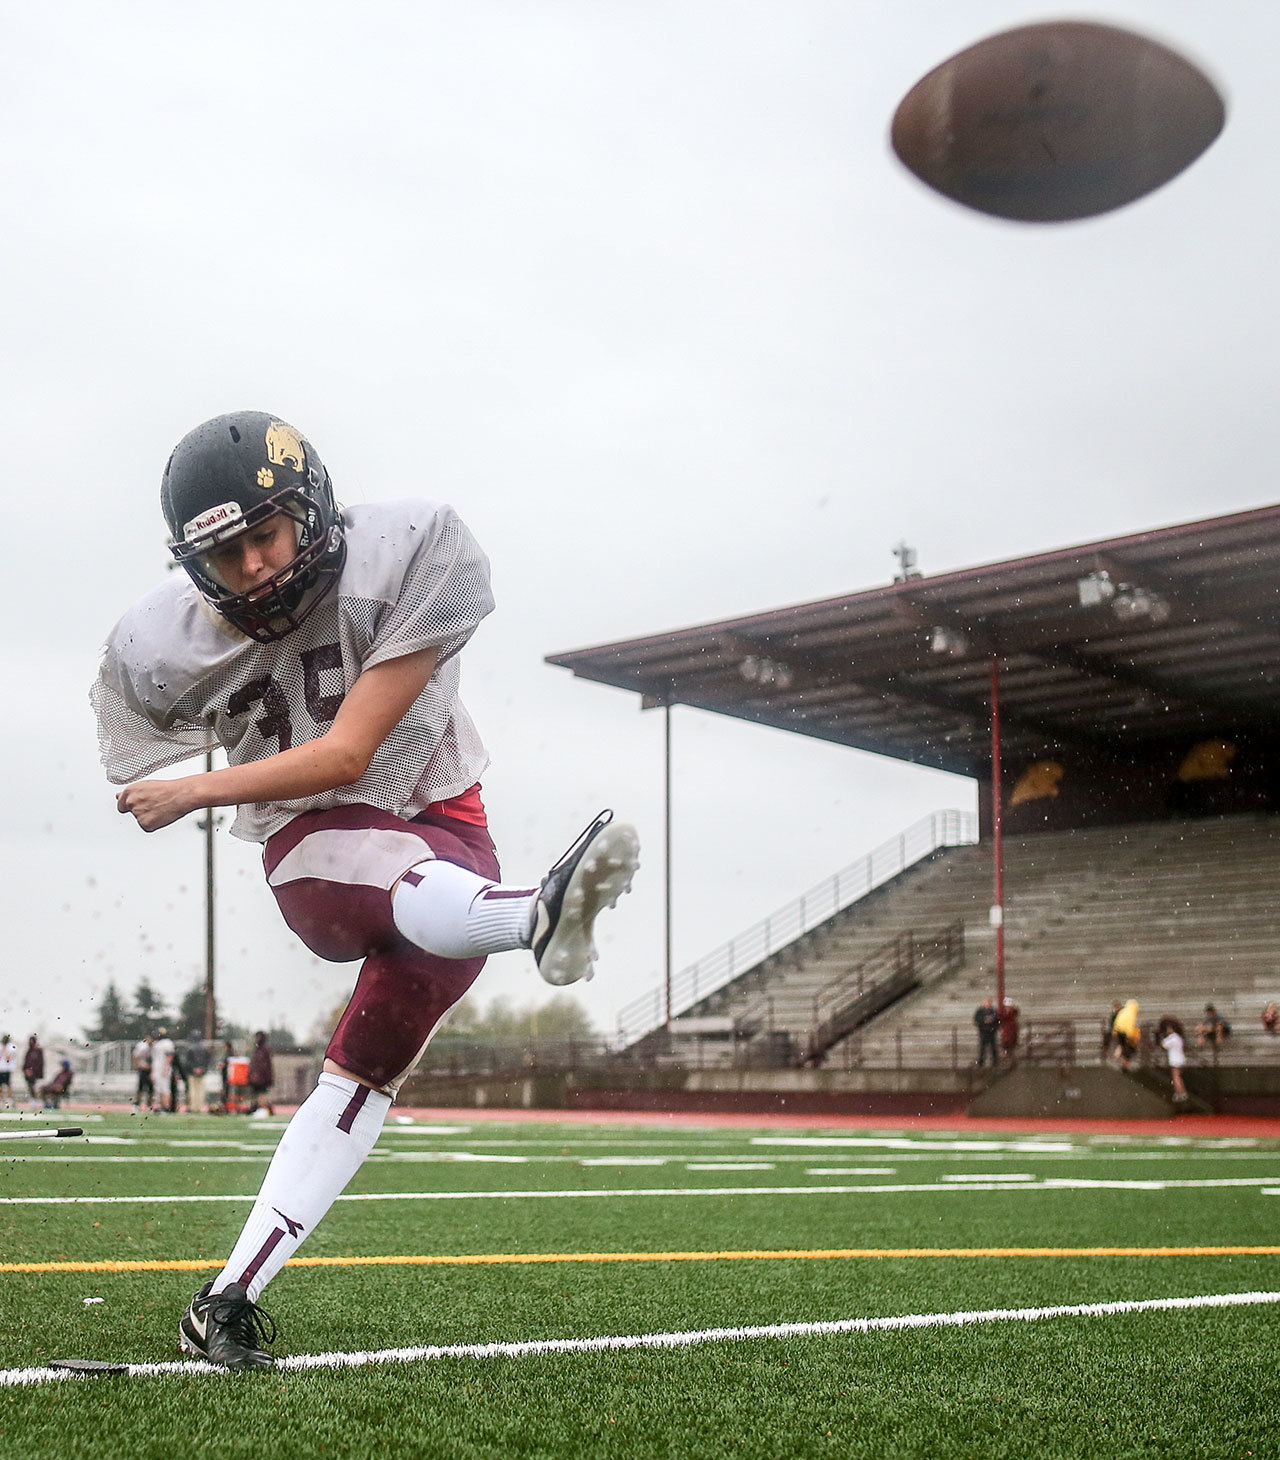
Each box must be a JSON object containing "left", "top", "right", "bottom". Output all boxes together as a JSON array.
[{"left": 546, "top": 503, "right": 1280, "bottom": 776}]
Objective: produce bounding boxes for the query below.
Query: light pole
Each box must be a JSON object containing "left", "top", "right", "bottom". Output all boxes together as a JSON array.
[
  {"left": 200, "top": 750, "right": 217, "bottom": 1041},
  {"left": 167, "top": 551, "right": 218, "bottom": 1042},
  {"left": 664, "top": 698, "right": 673, "bottom": 1033}
]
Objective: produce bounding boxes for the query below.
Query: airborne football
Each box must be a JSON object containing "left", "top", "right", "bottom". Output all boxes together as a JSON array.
[{"left": 891, "top": 20, "right": 1225, "bottom": 220}]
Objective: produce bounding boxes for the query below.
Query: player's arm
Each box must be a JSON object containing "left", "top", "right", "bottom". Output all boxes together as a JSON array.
[{"left": 115, "top": 647, "right": 440, "bottom": 833}]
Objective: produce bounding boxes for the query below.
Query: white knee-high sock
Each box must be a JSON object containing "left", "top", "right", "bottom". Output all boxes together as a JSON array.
[
  {"left": 392, "top": 860, "right": 537, "bottom": 958},
  {"left": 213, "top": 1073, "right": 390, "bottom": 1302}
]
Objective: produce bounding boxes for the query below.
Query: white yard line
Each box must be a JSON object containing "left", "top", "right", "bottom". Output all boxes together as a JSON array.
[
  {"left": 942, "top": 1173, "right": 1035, "bottom": 1183},
  {"left": 20, "top": 1148, "right": 1280, "bottom": 1167},
  {"left": 3, "top": 1290, "right": 1276, "bottom": 1386},
  {"left": 805, "top": 1168, "right": 897, "bottom": 1176},
  {"left": 751, "top": 1137, "right": 1075, "bottom": 1152},
  {"left": 686, "top": 1163, "right": 776, "bottom": 1172},
  {"left": 579, "top": 1157, "right": 669, "bottom": 1166},
  {"left": 0, "top": 1157, "right": 285, "bottom": 1165},
  {"left": 7, "top": 1175, "right": 1280, "bottom": 1206},
  {"left": 1042, "top": 1177, "right": 1280, "bottom": 1190}
]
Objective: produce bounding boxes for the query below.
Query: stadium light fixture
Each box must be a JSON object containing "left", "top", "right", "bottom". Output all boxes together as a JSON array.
[
  {"left": 1111, "top": 586, "right": 1172, "bottom": 625},
  {"left": 1076, "top": 570, "right": 1116, "bottom": 607},
  {"left": 1078, "top": 570, "right": 1171, "bottom": 625},
  {"left": 738, "top": 655, "right": 794, "bottom": 690},
  {"left": 929, "top": 626, "right": 969, "bottom": 657}
]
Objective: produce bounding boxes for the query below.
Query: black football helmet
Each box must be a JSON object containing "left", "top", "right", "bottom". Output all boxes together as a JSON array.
[{"left": 161, "top": 411, "right": 346, "bottom": 642}]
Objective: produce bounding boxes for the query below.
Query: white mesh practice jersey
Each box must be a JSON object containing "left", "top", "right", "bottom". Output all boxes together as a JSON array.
[{"left": 91, "top": 500, "right": 495, "bottom": 842}]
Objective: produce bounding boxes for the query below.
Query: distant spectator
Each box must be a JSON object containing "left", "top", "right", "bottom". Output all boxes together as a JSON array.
[
  {"left": 998, "top": 997, "right": 1020, "bottom": 1062},
  {"left": 1156, "top": 1016, "right": 1189, "bottom": 1104},
  {"left": 1263, "top": 1003, "right": 1279, "bottom": 1036},
  {"left": 169, "top": 1043, "right": 187, "bottom": 1113},
  {"left": 217, "top": 1039, "right": 234, "bottom": 1111},
  {"left": 152, "top": 1028, "right": 176, "bottom": 1113},
  {"left": 247, "top": 1031, "right": 274, "bottom": 1115},
  {"left": 974, "top": 999, "right": 1000, "bottom": 1068},
  {"left": 186, "top": 1035, "right": 210, "bottom": 1113},
  {"left": 0, "top": 1033, "right": 17, "bottom": 1105},
  {"left": 1197, "top": 1005, "right": 1230, "bottom": 1050},
  {"left": 132, "top": 1033, "right": 154, "bottom": 1111},
  {"left": 22, "top": 1036, "right": 43, "bottom": 1103},
  {"left": 40, "top": 1059, "right": 73, "bottom": 1110},
  {"left": 1112, "top": 1000, "right": 1141, "bottom": 1070},
  {"left": 1101, "top": 1001, "right": 1122, "bottom": 1060}
]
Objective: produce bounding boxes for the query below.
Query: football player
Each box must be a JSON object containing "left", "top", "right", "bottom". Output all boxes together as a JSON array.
[{"left": 92, "top": 411, "right": 639, "bottom": 1369}]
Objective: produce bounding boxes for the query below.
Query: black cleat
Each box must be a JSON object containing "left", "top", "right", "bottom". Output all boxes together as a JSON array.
[
  {"left": 530, "top": 810, "right": 640, "bottom": 986},
  {"left": 179, "top": 1281, "right": 276, "bottom": 1369}
]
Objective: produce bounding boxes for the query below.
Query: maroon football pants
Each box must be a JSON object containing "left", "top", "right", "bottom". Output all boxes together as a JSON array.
[{"left": 263, "top": 803, "right": 500, "bottom": 1090}]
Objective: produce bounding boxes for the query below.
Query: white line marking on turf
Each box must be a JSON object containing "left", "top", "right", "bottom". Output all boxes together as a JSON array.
[
  {"left": 18, "top": 1150, "right": 1280, "bottom": 1168},
  {"left": 163, "top": 1142, "right": 276, "bottom": 1150},
  {"left": 433, "top": 1153, "right": 531, "bottom": 1163},
  {"left": 0, "top": 1113, "right": 103, "bottom": 1123},
  {"left": 686, "top": 1163, "right": 776, "bottom": 1172},
  {"left": 943, "top": 1174, "right": 1034, "bottom": 1183},
  {"left": 579, "top": 1157, "right": 668, "bottom": 1166},
  {"left": 0, "top": 1184, "right": 1030, "bottom": 1206},
  {"left": 390, "top": 1126, "right": 471, "bottom": 1134},
  {"left": 806, "top": 1168, "right": 897, "bottom": 1176},
  {"left": 13, "top": 1175, "right": 1280, "bottom": 1206},
  {"left": 751, "top": 1137, "right": 1075, "bottom": 1153},
  {"left": 5, "top": 1290, "right": 1276, "bottom": 1386},
  {"left": 0, "top": 1157, "right": 296, "bottom": 1165},
  {"left": 1041, "top": 1177, "right": 1279, "bottom": 1191}
]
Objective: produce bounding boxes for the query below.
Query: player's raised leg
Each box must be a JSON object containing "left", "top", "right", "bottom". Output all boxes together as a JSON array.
[{"left": 391, "top": 809, "right": 640, "bottom": 985}]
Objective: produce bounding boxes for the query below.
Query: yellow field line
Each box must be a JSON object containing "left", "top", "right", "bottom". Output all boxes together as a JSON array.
[{"left": 4, "top": 1245, "right": 1280, "bottom": 1274}]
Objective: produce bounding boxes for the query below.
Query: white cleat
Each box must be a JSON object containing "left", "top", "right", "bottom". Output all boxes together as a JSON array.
[{"left": 530, "top": 811, "right": 640, "bottom": 986}]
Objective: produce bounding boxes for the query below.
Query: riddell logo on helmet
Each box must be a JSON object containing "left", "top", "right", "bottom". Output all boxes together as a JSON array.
[
  {"left": 184, "top": 501, "right": 243, "bottom": 542},
  {"left": 265, "top": 421, "right": 306, "bottom": 474}
]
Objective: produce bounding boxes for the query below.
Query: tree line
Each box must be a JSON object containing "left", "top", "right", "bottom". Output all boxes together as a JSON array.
[
  {"left": 83, "top": 977, "right": 298, "bottom": 1050},
  {"left": 83, "top": 979, "right": 596, "bottom": 1050}
]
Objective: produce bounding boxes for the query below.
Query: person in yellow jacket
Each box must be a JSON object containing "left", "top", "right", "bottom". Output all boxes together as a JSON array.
[{"left": 1112, "top": 999, "right": 1140, "bottom": 1069}]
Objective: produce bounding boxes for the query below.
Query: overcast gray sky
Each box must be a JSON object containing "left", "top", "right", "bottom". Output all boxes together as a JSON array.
[{"left": 2, "top": 1, "right": 1272, "bottom": 1050}]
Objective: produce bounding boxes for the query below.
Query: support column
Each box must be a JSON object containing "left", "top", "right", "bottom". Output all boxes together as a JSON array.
[
  {"left": 990, "top": 655, "right": 1005, "bottom": 1008},
  {"left": 664, "top": 699, "right": 673, "bottom": 1032}
]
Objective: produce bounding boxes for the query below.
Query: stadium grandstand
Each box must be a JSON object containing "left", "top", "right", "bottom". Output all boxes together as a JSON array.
[{"left": 539, "top": 503, "right": 1280, "bottom": 1119}]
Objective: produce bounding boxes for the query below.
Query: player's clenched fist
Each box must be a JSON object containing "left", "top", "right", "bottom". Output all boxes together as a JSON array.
[{"left": 116, "top": 779, "right": 195, "bottom": 832}]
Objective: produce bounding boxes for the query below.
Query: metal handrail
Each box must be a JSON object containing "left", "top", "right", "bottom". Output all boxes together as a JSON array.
[
  {"left": 806, "top": 922, "right": 964, "bottom": 1064},
  {"left": 616, "top": 809, "right": 978, "bottom": 1046},
  {"left": 811, "top": 931, "right": 914, "bottom": 1027}
]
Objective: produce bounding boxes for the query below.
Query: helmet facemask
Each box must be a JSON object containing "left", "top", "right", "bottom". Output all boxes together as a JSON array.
[
  {"left": 170, "top": 486, "right": 345, "bottom": 643},
  {"left": 161, "top": 413, "right": 347, "bottom": 642}
]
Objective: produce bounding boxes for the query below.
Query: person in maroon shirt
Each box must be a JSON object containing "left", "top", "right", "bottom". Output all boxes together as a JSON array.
[
  {"left": 247, "top": 1032, "right": 274, "bottom": 1116},
  {"left": 22, "top": 1036, "right": 44, "bottom": 1102},
  {"left": 998, "top": 997, "right": 1020, "bottom": 1062}
]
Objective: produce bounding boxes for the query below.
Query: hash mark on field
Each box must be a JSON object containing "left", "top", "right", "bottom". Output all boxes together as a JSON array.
[{"left": 4, "top": 1291, "right": 1278, "bottom": 1385}]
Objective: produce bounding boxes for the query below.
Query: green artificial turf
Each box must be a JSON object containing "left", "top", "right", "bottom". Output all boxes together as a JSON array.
[{"left": 4, "top": 1113, "right": 1280, "bottom": 1457}]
